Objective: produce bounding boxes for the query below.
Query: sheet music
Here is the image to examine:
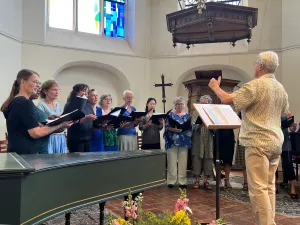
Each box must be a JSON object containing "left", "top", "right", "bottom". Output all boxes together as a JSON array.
[
  {"left": 77, "top": 95, "right": 88, "bottom": 99},
  {"left": 219, "top": 107, "right": 240, "bottom": 125},
  {"left": 204, "top": 106, "right": 229, "bottom": 125},
  {"left": 110, "top": 109, "right": 121, "bottom": 117},
  {"left": 193, "top": 103, "right": 241, "bottom": 129},
  {"left": 46, "top": 109, "right": 78, "bottom": 123}
]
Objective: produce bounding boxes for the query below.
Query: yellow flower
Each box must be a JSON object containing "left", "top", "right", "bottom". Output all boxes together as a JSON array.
[
  {"left": 112, "top": 218, "right": 131, "bottom": 225},
  {"left": 171, "top": 210, "right": 191, "bottom": 225}
]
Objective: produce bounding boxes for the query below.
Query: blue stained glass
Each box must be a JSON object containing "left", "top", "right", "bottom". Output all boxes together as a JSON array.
[{"left": 104, "top": 1, "right": 125, "bottom": 38}]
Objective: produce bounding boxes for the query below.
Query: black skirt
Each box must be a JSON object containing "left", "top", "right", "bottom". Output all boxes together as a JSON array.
[
  {"left": 214, "top": 129, "right": 235, "bottom": 166},
  {"left": 141, "top": 143, "right": 161, "bottom": 150}
]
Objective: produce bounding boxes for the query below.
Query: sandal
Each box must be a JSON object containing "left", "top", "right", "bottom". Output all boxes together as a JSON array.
[
  {"left": 203, "top": 181, "right": 213, "bottom": 190},
  {"left": 193, "top": 181, "right": 200, "bottom": 189},
  {"left": 224, "top": 179, "right": 232, "bottom": 190},
  {"left": 242, "top": 183, "right": 248, "bottom": 191}
]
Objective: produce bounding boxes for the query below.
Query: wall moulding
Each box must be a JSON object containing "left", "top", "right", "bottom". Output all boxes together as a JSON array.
[{"left": 1, "top": 29, "right": 300, "bottom": 60}]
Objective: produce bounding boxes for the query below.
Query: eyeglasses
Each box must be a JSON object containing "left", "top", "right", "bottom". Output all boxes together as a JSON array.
[
  {"left": 125, "top": 97, "right": 134, "bottom": 100},
  {"left": 29, "top": 80, "right": 42, "bottom": 85}
]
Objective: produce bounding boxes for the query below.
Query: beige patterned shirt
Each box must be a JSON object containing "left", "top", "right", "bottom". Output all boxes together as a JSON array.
[{"left": 230, "top": 74, "right": 289, "bottom": 151}]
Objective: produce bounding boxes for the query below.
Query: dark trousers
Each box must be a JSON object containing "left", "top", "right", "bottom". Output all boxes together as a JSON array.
[
  {"left": 67, "top": 139, "right": 91, "bottom": 153},
  {"left": 276, "top": 151, "right": 296, "bottom": 182}
]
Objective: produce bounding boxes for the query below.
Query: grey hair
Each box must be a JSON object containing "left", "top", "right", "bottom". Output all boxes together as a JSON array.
[
  {"left": 99, "top": 93, "right": 112, "bottom": 106},
  {"left": 200, "top": 95, "right": 212, "bottom": 104},
  {"left": 173, "top": 96, "right": 185, "bottom": 106},
  {"left": 123, "top": 90, "right": 133, "bottom": 97},
  {"left": 256, "top": 51, "right": 279, "bottom": 74}
]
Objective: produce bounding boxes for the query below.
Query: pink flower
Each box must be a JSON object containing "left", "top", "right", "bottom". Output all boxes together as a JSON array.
[
  {"left": 132, "top": 212, "right": 138, "bottom": 219},
  {"left": 132, "top": 204, "right": 137, "bottom": 213},
  {"left": 125, "top": 207, "right": 131, "bottom": 217},
  {"left": 174, "top": 199, "right": 188, "bottom": 213},
  {"left": 209, "top": 220, "right": 216, "bottom": 225},
  {"left": 113, "top": 222, "right": 120, "bottom": 225}
]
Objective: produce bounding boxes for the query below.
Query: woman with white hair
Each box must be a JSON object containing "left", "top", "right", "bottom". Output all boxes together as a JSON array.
[
  {"left": 164, "top": 96, "right": 192, "bottom": 188},
  {"left": 117, "top": 90, "right": 140, "bottom": 151},
  {"left": 191, "top": 95, "right": 214, "bottom": 190}
]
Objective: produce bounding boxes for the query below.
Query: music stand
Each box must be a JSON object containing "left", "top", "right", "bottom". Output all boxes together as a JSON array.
[{"left": 193, "top": 103, "right": 241, "bottom": 219}]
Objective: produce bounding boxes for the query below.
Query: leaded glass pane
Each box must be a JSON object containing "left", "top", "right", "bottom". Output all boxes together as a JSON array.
[
  {"left": 104, "top": 1, "right": 125, "bottom": 38},
  {"left": 78, "top": 0, "right": 101, "bottom": 34},
  {"left": 49, "top": 0, "right": 73, "bottom": 30}
]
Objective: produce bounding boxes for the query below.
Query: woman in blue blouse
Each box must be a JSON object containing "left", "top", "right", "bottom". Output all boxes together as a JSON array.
[
  {"left": 88, "top": 89, "right": 105, "bottom": 152},
  {"left": 164, "top": 96, "right": 192, "bottom": 188},
  {"left": 38, "top": 79, "right": 67, "bottom": 154}
]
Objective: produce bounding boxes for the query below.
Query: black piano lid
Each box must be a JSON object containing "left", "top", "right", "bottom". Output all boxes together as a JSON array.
[
  {"left": 21, "top": 150, "right": 166, "bottom": 173},
  {"left": 0, "top": 153, "right": 35, "bottom": 174}
]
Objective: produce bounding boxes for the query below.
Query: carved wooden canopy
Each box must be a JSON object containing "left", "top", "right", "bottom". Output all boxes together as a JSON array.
[{"left": 166, "top": 2, "right": 258, "bottom": 48}]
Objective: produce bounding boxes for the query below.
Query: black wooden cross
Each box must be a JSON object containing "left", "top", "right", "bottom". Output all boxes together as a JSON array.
[{"left": 153, "top": 74, "right": 173, "bottom": 113}]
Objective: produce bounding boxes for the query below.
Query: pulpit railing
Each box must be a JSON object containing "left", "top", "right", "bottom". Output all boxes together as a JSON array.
[{"left": 179, "top": 0, "right": 241, "bottom": 9}]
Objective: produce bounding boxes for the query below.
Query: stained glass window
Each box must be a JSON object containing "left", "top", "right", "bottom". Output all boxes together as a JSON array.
[
  {"left": 78, "top": 0, "right": 101, "bottom": 34},
  {"left": 49, "top": 0, "right": 74, "bottom": 30},
  {"left": 104, "top": 0, "right": 125, "bottom": 38}
]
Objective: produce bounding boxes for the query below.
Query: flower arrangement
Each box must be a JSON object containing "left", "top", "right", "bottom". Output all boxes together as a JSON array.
[{"left": 108, "top": 189, "right": 225, "bottom": 225}]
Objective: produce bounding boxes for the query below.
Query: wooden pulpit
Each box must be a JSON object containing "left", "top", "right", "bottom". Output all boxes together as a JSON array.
[{"left": 183, "top": 70, "right": 240, "bottom": 116}]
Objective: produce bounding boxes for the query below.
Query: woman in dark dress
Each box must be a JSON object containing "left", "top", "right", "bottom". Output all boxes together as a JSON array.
[
  {"left": 63, "top": 84, "right": 97, "bottom": 152},
  {"left": 1, "top": 69, "right": 72, "bottom": 155},
  {"left": 215, "top": 129, "right": 235, "bottom": 189},
  {"left": 30, "top": 86, "right": 50, "bottom": 154},
  {"left": 276, "top": 113, "right": 298, "bottom": 199},
  {"left": 139, "top": 98, "right": 163, "bottom": 150}
]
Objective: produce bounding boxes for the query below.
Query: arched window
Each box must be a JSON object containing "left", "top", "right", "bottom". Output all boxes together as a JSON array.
[{"left": 48, "top": 0, "right": 125, "bottom": 38}]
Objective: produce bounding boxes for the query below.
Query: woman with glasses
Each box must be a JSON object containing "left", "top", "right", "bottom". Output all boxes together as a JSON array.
[
  {"left": 38, "top": 79, "right": 67, "bottom": 154},
  {"left": 164, "top": 96, "right": 192, "bottom": 188},
  {"left": 99, "top": 93, "right": 119, "bottom": 151},
  {"left": 1, "top": 69, "right": 72, "bottom": 154}
]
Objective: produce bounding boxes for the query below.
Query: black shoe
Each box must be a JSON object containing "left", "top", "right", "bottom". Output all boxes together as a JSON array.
[
  {"left": 168, "top": 184, "right": 174, "bottom": 188},
  {"left": 291, "top": 193, "right": 299, "bottom": 199},
  {"left": 179, "top": 184, "right": 187, "bottom": 189}
]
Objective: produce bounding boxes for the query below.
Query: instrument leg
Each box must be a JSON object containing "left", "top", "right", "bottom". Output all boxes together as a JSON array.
[
  {"left": 65, "top": 213, "right": 71, "bottom": 225},
  {"left": 99, "top": 202, "right": 106, "bottom": 225}
]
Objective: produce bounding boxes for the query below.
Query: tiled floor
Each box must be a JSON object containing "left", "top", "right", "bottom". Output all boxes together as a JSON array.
[
  {"left": 46, "top": 171, "right": 300, "bottom": 224},
  {"left": 105, "top": 185, "right": 300, "bottom": 225}
]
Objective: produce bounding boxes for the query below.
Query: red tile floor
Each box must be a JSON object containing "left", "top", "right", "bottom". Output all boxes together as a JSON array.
[{"left": 106, "top": 185, "right": 300, "bottom": 225}]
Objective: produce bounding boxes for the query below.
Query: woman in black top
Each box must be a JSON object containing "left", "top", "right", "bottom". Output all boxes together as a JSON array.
[
  {"left": 63, "top": 84, "right": 97, "bottom": 152},
  {"left": 1, "top": 69, "right": 73, "bottom": 155}
]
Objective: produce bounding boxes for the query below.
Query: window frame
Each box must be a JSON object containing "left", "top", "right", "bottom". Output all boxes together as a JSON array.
[{"left": 46, "top": 0, "right": 126, "bottom": 39}]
